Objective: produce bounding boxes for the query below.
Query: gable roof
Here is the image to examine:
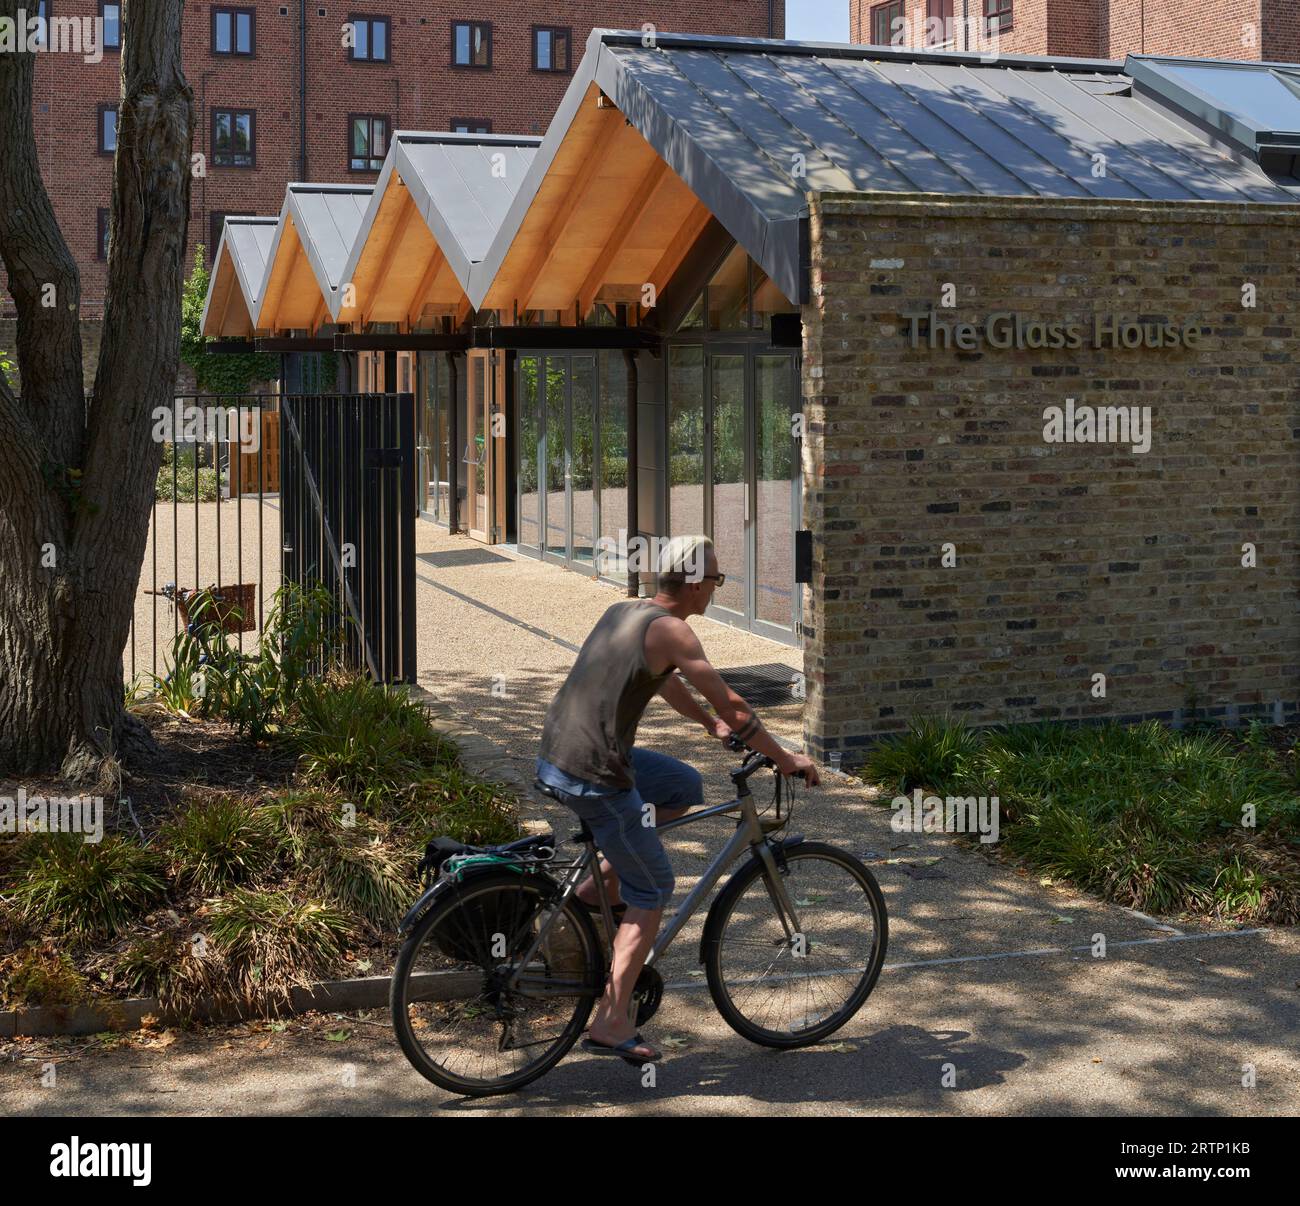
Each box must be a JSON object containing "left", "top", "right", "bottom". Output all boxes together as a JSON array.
[
  {"left": 200, "top": 216, "right": 278, "bottom": 337},
  {"left": 255, "top": 183, "right": 373, "bottom": 332},
  {"left": 470, "top": 30, "right": 1300, "bottom": 310},
  {"left": 331, "top": 131, "right": 539, "bottom": 324}
]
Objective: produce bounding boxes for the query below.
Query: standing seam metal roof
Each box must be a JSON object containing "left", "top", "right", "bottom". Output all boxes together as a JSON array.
[
  {"left": 199, "top": 216, "right": 277, "bottom": 333},
  {"left": 469, "top": 30, "right": 1300, "bottom": 309}
]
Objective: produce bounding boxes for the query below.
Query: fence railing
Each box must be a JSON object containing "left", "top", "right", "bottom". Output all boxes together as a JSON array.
[
  {"left": 280, "top": 392, "right": 417, "bottom": 684},
  {"left": 127, "top": 395, "right": 281, "bottom": 689}
]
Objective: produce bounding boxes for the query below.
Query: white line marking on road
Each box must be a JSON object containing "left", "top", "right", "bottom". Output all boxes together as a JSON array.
[{"left": 661, "top": 928, "right": 1269, "bottom": 991}]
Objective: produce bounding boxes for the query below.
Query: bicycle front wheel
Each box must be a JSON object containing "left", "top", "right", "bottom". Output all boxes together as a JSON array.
[
  {"left": 702, "top": 841, "right": 887, "bottom": 1048},
  {"left": 390, "top": 873, "right": 603, "bottom": 1097}
]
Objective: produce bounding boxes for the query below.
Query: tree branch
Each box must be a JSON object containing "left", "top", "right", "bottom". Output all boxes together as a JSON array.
[{"left": 0, "top": 0, "right": 88, "bottom": 470}]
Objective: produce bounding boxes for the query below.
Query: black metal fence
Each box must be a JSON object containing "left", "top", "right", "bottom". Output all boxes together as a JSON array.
[
  {"left": 280, "top": 392, "right": 417, "bottom": 684},
  {"left": 126, "top": 395, "right": 280, "bottom": 689},
  {"left": 126, "top": 391, "right": 417, "bottom": 690}
]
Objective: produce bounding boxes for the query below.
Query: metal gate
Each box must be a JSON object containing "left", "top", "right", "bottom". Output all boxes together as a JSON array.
[{"left": 280, "top": 392, "right": 417, "bottom": 683}]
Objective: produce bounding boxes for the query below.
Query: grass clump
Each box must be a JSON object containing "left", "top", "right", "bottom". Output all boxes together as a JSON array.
[
  {"left": 305, "top": 827, "right": 416, "bottom": 930},
  {"left": 289, "top": 676, "right": 459, "bottom": 809},
  {"left": 0, "top": 941, "right": 90, "bottom": 1009},
  {"left": 12, "top": 834, "right": 167, "bottom": 942},
  {"left": 860, "top": 717, "right": 1300, "bottom": 923},
  {"left": 160, "top": 797, "right": 279, "bottom": 895},
  {"left": 399, "top": 766, "right": 520, "bottom": 846},
  {"left": 206, "top": 888, "right": 352, "bottom": 1013}
]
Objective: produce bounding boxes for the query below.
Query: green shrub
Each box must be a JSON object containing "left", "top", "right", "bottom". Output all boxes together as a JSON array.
[
  {"left": 397, "top": 765, "right": 521, "bottom": 846},
  {"left": 206, "top": 889, "right": 352, "bottom": 1012},
  {"left": 161, "top": 797, "right": 279, "bottom": 895},
  {"left": 13, "top": 834, "right": 167, "bottom": 942},
  {"left": 306, "top": 828, "right": 416, "bottom": 929},
  {"left": 860, "top": 715, "right": 981, "bottom": 795},
  {"left": 289, "top": 677, "right": 458, "bottom": 809},
  {"left": 156, "top": 443, "right": 220, "bottom": 502},
  {"left": 0, "top": 942, "right": 90, "bottom": 1009}
]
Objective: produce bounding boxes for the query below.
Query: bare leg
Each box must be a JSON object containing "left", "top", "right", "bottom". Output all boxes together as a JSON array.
[
  {"left": 588, "top": 906, "right": 661, "bottom": 1059},
  {"left": 576, "top": 805, "right": 687, "bottom": 907}
]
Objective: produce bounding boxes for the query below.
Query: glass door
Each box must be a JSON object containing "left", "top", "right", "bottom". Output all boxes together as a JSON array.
[
  {"left": 696, "top": 346, "right": 800, "bottom": 642},
  {"left": 753, "top": 352, "right": 800, "bottom": 641},
  {"left": 466, "top": 349, "right": 491, "bottom": 541},
  {"left": 517, "top": 355, "right": 543, "bottom": 555},
  {"left": 706, "top": 350, "right": 749, "bottom": 625}
]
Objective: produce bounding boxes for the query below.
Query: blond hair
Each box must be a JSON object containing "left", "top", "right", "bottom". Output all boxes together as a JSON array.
[{"left": 656, "top": 535, "right": 714, "bottom": 593}]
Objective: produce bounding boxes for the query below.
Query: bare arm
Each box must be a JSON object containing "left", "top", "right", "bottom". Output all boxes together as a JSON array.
[
  {"left": 657, "top": 671, "right": 726, "bottom": 737},
  {"left": 646, "top": 616, "right": 820, "bottom": 784}
]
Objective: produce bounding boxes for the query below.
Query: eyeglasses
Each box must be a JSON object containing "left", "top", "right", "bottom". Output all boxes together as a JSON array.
[{"left": 700, "top": 573, "right": 726, "bottom": 587}]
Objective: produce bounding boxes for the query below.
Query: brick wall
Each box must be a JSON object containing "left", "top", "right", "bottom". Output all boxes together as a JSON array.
[
  {"left": 800, "top": 193, "right": 1300, "bottom": 765},
  {"left": 1104, "top": 0, "right": 1263, "bottom": 60},
  {"left": 851, "top": 0, "right": 1298, "bottom": 59},
  {"left": 6, "top": 0, "right": 779, "bottom": 324}
]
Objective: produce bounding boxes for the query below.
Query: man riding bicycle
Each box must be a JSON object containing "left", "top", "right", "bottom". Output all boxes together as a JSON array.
[{"left": 535, "top": 534, "right": 820, "bottom": 1065}]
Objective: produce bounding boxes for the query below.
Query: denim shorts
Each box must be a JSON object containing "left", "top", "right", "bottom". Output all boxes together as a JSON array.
[{"left": 535, "top": 748, "right": 704, "bottom": 910}]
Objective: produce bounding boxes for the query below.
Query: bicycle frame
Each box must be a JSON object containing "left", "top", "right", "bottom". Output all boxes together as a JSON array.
[{"left": 508, "top": 771, "right": 804, "bottom": 994}]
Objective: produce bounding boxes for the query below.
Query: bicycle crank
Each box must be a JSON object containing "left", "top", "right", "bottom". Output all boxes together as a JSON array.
[{"left": 632, "top": 965, "right": 663, "bottom": 1026}]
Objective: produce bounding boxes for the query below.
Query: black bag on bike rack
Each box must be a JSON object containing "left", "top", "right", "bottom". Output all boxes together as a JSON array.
[{"left": 417, "top": 837, "right": 538, "bottom": 965}]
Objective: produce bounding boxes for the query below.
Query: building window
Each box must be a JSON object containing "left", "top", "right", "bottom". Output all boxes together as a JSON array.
[
  {"left": 985, "top": 0, "right": 1013, "bottom": 35},
  {"left": 212, "top": 6, "right": 255, "bottom": 55},
  {"left": 97, "top": 104, "right": 117, "bottom": 154},
  {"left": 96, "top": 208, "right": 110, "bottom": 261},
  {"left": 452, "top": 20, "right": 491, "bottom": 68},
  {"left": 870, "top": 1, "right": 904, "bottom": 46},
  {"left": 450, "top": 117, "right": 492, "bottom": 134},
  {"left": 100, "top": 2, "right": 121, "bottom": 49},
  {"left": 32, "top": 0, "right": 49, "bottom": 49},
  {"left": 349, "top": 114, "right": 389, "bottom": 171},
  {"left": 212, "top": 108, "right": 255, "bottom": 168},
  {"left": 348, "top": 15, "right": 389, "bottom": 62},
  {"left": 208, "top": 210, "right": 253, "bottom": 263},
  {"left": 532, "top": 25, "right": 570, "bottom": 72},
  {"left": 925, "top": 0, "right": 953, "bottom": 45}
]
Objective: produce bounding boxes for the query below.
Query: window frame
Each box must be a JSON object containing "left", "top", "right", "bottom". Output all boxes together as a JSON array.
[
  {"left": 449, "top": 117, "right": 493, "bottom": 135},
  {"left": 869, "top": 0, "right": 905, "bottom": 47},
  {"left": 96, "top": 207, "right": 110, "bottom": 261},
  {"left": 450, "top": 20, "right": 492, "bottom": 69},
  {"left": 348, "top": 113, "right": 391, "bottom": 172},
  {"left": 347, "top": 14, "right": 391, "bottom": 63},
  {"left": 99, "top": 1, "right": 122, "bottom": 51},
  {"left": 530, "top": 24, "right": 571, "bottom": 73},
  {"left": 211, "top": 106, "right": 257, "bottom": 169},
  {"left": 984, "top": 0, "right": 1014, "bottom": 36},
  {"left": 211, "top": 5, "right": 256, "bottom": 57},
  {"left": 32, "top": 0, "right": 50, "bottom": 50},
  {"left": 96, "top": 103, "right": 117, "bottom": 156},
  {"left": 925, "top": 0, "right": 954, "bottom": 46}
]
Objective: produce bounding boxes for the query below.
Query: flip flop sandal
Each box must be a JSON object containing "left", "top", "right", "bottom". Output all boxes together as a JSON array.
[{"left": 580, "top": 1033, "right": 661, "bottom": 1066}]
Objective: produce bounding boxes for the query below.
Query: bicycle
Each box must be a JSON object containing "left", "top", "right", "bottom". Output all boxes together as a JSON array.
[{"left": 389, "top": 735, "right": 889, "bottom": 1097}]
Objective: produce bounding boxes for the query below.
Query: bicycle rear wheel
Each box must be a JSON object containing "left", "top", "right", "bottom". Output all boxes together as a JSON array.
[
  {"left": 702, "top": 841, "right": 887, "bottom": 1048},
  {"left": 390, "top": 872, "right": 603, "bottom": 1096}
]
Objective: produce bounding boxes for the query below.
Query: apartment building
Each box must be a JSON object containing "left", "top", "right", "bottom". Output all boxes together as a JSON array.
[
  {"left": 851, "top": 1, "right": 1300, "bottom": 62},
  {"left": 7, "top": 0, "right": 782, "bottom": 325}
]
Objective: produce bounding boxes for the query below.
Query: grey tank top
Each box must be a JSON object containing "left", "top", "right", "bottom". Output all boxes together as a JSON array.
[{"left": 538, "top": 599, "right": 675, "bottom": 790}]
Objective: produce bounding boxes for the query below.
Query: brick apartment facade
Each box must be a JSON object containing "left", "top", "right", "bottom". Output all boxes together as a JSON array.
[
  {"left": 851, "top": 1, "right": 1300, "bottom": 62},
  {"left": 6, "top": 0, "right": 782, "bottom": 325}
]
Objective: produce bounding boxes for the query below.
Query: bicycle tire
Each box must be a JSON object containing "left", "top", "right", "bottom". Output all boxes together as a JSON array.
[
  {"left": 702, "top": 841, "right": 888, "bottom": 1049},
  {"left": 390, "top": 872, "right": 604, "bottom": 1097}
]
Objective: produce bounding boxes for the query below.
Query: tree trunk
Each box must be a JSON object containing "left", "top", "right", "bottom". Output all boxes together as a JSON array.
[{"left": 0, "top": 0, "right": 194, "bottom": 777}]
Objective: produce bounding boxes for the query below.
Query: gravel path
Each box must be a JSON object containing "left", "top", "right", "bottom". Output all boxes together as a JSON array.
[{"left": 42, "top": 520, "right": 1295, "bottom": 1116}]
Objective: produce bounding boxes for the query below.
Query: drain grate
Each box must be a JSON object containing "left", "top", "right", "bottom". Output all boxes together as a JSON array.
[{"left": 719, "top": 662, "right": 803, "bottom": 707}]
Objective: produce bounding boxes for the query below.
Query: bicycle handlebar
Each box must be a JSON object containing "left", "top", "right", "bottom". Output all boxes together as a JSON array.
[{"left": 724, "top": 733, "right": 809, "bottom": 780}]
